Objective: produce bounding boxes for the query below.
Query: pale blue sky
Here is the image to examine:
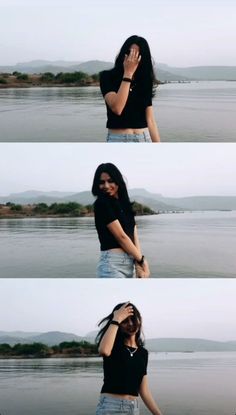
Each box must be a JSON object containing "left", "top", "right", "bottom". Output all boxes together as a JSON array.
[
  {"left": 0, "top": 279, "right": 236, "bottom": 341},
  {"left": 0, "top": 0, "right": 235, "bottom": 66},
  {"left": 0, "top": 143, "right": 236, "bottom": 197}
]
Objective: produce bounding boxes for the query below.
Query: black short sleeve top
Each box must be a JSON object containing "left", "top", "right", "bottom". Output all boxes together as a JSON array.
[
  {"left": 100, "top": 70, "right": 152, "bottom": 129},
  {"left": 101, "top": 343, "right": 148, "bottom": 396},
  {"left": 94, "top": 195, "right": 135, "bottom": 251}
]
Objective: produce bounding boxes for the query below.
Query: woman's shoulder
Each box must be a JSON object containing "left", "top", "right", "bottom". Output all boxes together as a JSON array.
[
  {"left": 94, "top": 194, "right": 114, "bottom": 208},
  {"left": 100, "top": 68, "right": 121, "bottom": 94},
  {"left": 100, "top": 68, "right": 115, "bottom": 82},
  {"left": 136, "top": 345, "right": 148, "bottom": 360}
]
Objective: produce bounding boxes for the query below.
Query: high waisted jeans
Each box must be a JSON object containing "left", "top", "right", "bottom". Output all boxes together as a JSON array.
[
  {"left": 96, "top": 395, "right": 139, "bottom": 415},
  {"left": 107, "top": 131, "right": 151, "bottom": 143},
  {"left": 97, "top": 251, "right": 134, "bottom": 278}
]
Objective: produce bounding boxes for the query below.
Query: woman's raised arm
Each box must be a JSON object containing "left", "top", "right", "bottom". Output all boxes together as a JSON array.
[
  {"left": 98, "top": 303, "right": 134, "bottom": 356},
  {"left": 105, "top": 49, "right": 141, "bottom": 115}
]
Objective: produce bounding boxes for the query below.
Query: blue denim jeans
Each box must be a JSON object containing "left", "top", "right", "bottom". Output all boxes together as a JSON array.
[
  {"left": 97, "top": 251, "right": 134, "bottom": 278},
  {"left": 107, "top": 131, "right": 151, "bottom": 143},
  {"left": 96, "top": 395, "right": 139, "bottom": 415}
]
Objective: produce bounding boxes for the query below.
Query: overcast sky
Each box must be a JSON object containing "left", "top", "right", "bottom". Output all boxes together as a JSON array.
[
  {"left": 0, "top": 278, "right": 235, "bottom": 341},
  {"left": 0, "top": 0, "right": 235, "bottom": 66},
  {"left": 0, "top": 143, "right": 236, "bottom": 197}
]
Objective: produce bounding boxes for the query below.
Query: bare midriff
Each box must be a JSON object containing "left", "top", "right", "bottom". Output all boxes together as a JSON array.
[
  {"left": 108, "top": 247, "right": 125, "bottom": 253},
  {"left": 101, "top": 392, "right": 138, "bottom": 401},
  {"left": 108, "top": 128, "right": 147, "bottom": 135}
]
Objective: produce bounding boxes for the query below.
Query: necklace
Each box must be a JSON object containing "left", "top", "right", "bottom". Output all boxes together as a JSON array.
[{"left": 126, "top": 346, "right": 138, "bottom": 357}]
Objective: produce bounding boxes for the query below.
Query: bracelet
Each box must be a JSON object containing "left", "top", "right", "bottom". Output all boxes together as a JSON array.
[
  {"left": 122, "top": 77, "right": 132, "bottom": 83},
  {"left": 110, "top": 320, "right": 120, "bottom": 327},
  {"left": 136, "top": 255, "right": 145, "bottom": 266}
]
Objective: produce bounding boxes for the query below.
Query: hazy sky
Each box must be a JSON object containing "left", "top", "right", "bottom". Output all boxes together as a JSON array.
[
  {"left": 1, "top": 0, "right": 235, "bottom": 66},
  {"left": 0, "top": 278, "right": 235, "bottom": 341},
  {"left": 0, "top": 143, "right": 236, "bottom": 197}
]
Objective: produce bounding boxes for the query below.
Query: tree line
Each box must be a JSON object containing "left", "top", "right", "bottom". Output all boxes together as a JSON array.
[
  {"left": 0, "top": 340, "right": 98, "bottom": 357},
  {"left": 0, "top": 71, "right": 99, "bottom": 86},
  {"left": 2, "top": 201, "right": 156, "bottom": 216},
  {"left": 4, "top": 201, "right": 94, "bottom": 216}
]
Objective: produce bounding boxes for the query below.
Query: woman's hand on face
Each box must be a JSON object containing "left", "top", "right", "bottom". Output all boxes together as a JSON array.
[
  {"left": 113, "top": 302, "right": 134, "bottom": 324},
  {"left": 135, "top": 259, "right": 150, "bottom": 278},
  {"left": 123, "top": 48, "right": 141, "bottom": 78}
]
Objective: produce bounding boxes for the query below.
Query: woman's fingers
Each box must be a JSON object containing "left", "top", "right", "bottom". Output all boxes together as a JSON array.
[
  {"left": 113, "top": 302, "right": 134, "bottom": 322},
  {"left": 123, "top": 49, "right": 141, "bottom": 75},
  {"left": 128, "top": 48, "right": 140, "bottom": 62},
  {"left": 135, "top": 262, "right": 150, "bottom": 278}
]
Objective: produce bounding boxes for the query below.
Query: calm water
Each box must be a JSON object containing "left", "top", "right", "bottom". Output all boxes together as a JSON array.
[
  {"left": 0, "top": 211, "right": 235, "bottom": 278},
  {"left": 0, "top": 82, "right": 236, "bottom": 142},
  {"left": 0, "top": 352, "right": 235, "bottom": 415}
]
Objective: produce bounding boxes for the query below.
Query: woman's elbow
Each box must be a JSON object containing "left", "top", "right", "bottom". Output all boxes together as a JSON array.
[
  {"left": 98, "top": 346, "right": 111, "bottom": 357},
  {"left": 110, "top": 104, "right": 122, "bottom": 116}
]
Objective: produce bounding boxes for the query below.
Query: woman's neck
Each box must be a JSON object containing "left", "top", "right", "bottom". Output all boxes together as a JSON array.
[{"left": 124, "top": 335, "right": 137, "bottom": 348}]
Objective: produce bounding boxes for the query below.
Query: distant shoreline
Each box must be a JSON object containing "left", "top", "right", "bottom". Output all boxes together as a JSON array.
[
  {"left": 0, "top": 353, "right": 99, "bottom": 359},
  {"left": 0, "top": 201, "right": 157, "bottom": 218},
  {"left": 0, "top": 82, "right": 100, "bottom": 89},
  {"left": 0, "top": 210, "right": 233, "bottom": 219}
]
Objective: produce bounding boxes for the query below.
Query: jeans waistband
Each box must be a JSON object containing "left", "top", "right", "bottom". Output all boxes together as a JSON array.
[
  {"left": 100, "top": 250, "right": 133, "bottom": 260},
  {"left": 107, "top": 132, "right": 149, "bottom": 138},
  {"left": 99, "top": 395, "right": 139, "bottom": 408}
]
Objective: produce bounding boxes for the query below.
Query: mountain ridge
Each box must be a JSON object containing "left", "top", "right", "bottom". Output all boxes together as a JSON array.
[
  {"left": 1, "top": 331, "right": 236, "bottom": 351},
  {"left": 1, "top": 60, "right": 236, "bottom": 81},
  {"left": 1, "top": 189, "right": 236, "bottom": 211}
]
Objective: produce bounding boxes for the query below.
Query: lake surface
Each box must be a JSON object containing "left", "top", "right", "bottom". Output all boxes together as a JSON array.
[
  {"left": 0, "top": 81, "right": 236, "bottom": 142},
  {"left": 0, "top": 352, "right": 235, "bottom": 415},
  {"left": 0, "top": 211, "right": 235, "bottom": 278}
]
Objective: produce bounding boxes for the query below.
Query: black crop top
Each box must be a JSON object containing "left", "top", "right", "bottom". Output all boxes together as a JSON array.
[
  {"left": 94, "top": 195, "right": 135, "bottom": 251},
  {"left": 101, "top": 343, "right": 148, "bottom": 396},
  {"left": 100, "top": 69, "right": 152, "bottom": 129}
]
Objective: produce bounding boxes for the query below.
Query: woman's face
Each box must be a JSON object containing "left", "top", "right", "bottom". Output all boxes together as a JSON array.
[
  {"left": 99, "top": 172, "right": 119, "bottom": 198},
  {"left": 120, "top": 316, "right": 141, "bottom": 337}
]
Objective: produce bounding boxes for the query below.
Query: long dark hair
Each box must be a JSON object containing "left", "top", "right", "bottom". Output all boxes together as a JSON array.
[
  {"left": 92, "top": 163, "right": 133, "bottom": 213},
  {"left": 114, "top": 35, "right": 157, "bottom": 98},
  {"left": 96, "top": 302, "right": 144, "bottom": 348}
]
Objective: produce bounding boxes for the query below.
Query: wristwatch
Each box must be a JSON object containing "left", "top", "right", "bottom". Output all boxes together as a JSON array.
[
  {"left": 110, "top": 320, "right": 120, "bottom": 327},
  {"left": 136, "top": 255, "right": 145, "bottom": 266}
]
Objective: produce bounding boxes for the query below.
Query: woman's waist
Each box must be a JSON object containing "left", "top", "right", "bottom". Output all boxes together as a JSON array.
[
  {"left": 100, "top": 392, "right": 138, "bottom": 402},
  {"left": 100, "top": 248, "right": 134, "bottom": 259},
  {"left": 106, "top": 247, "right": 125, "bottom": 253},
  {"left": 108, "top": 128, "right": 147, "bottom": 135}
]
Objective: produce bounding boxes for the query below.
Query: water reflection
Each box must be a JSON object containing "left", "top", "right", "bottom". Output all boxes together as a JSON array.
[
  {"left": 0, "top": 217, "right": 96, "bottom": 233},
  {"left": 0, "top": 357, "right": 103, "bottom": 378}
]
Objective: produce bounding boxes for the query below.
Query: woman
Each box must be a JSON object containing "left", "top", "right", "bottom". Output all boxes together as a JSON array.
[
  {"left": 95, "top": 302, "right": 163, "bottom": 415},
  {"left": 100, "top": 35, "right": 160, "bottom": 143},
  {"left": 92, "top": 163, "right": 150, "bottom": 278}
]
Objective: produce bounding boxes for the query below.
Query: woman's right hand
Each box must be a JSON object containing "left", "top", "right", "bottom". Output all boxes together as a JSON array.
[
  {"left": 113, "top": 302, "right": 134, "bottom": 324},
  {"left": 135, "top": 259, "right": 150, "bottom": 278},
  {"left": 123, "top": 48, "right": 141, "bottom": 78}
]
